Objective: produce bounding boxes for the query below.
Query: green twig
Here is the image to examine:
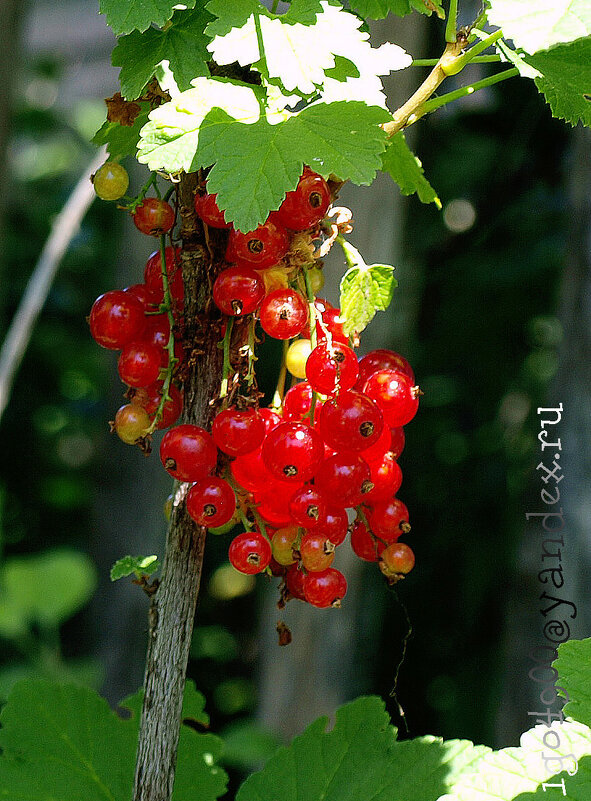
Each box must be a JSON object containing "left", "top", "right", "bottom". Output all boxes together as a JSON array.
[
  {"left": 417, "top": 67, "right": 519, "bottom": 118},
  {"left": 219, "top": 317, "right": 235, "bottom": 400},
  {"left": 449, "top": 29, "right": 504, "bottom": 74},
  {"left": 146, "top": 235, "right": 178, "bottom": 435},
  {"left": 412, "top": 54, "right": 501, "bottom": 66},
  {"left": 445, "top": 0, "right": 458, "bottom": 43}
]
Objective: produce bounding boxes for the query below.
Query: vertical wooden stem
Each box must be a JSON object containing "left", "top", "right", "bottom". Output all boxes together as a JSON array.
[{"left": 133, "top": 172, "right": 223, "bottom": 801}]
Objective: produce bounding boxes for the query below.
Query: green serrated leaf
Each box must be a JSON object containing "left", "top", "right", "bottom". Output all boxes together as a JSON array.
[
  {"left": 554, "top": 637, "right": 591, "bottom": 728},
  {"left": 110, "top": 554, "right": 160, "bottom": 581},
  {"left": 99, "top": 0, "right": 197, "bottom": 36},
  {"left": 92, "top": 104, "right": 151, "bottom": 160},
  {"left": 526, "top": 37, "right": 591, "bottom": 128},
  {"left": 349, "top": 0, "right": 412, "bottom": 20},
  {"left": 410, "top": 0, "right": 444, "bottom": 18},
  {"left": 441, "top": 719, "right": 591, "bottom": 800},
  {"left": 382, "top": 131, "right": 441, "bottom": 207},
  {"left": 0, "top": 550, "right": 96, "bottom": 637},
  {"left": 0, "top": 679, "right": 226, "bottom": 801},
  {"left": 487, "top": 0, "right": 591, "bottom": 54},
  {"left": 137, "top": 77, "right": 263, "bottom": 175},
  {"left": 113, "top": 6, "right": 213, "bottom": 100},
  {"left": 198, "top": 101, "right": 389, "bottom": 230},
  {"left": 138, "top": 85, "right": 389, "bottom": 230},
  {"left": 237, "top": 695, "right": 489, "bottom": 801},
  {"left": 204, "top": 0, "right": 326, "bottom": 40},
  {"left": 339, "top": 245, "right": 397, "bottom": 336},
  {"left": 206, "top": 1, "right": 411, "bottom": 100}
]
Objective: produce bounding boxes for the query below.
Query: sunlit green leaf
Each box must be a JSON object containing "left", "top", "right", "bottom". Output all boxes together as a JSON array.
[
  {"left": 339, "top": 243, "right": 397, "bottom": 336},
  {"left": 99, "top": 0, "right": 197, "bottom": 35},
  {"left": 488, "top": 0, "right": 591, "bottom": 53},
  {"left": 113, "top": 6, "right": 213, "bottom": 99},
  {"left": 382, "top": 132, "right": 441, "bottom": 207}
]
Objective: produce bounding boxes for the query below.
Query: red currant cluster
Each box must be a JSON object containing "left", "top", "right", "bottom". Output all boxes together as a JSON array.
[
  {"left": 88, "top": 190, "right": 183, "bottom": 445},
  {"left": 90, "top": 163, "right": 420, "bottom": 612}
]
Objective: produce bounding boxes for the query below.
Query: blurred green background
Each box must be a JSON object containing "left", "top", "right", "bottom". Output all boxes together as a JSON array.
[{"left": 0, "top": 0, "right": 589, "bottom": 793}]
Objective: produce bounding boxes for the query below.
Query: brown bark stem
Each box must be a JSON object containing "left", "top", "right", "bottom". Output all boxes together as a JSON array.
[{"left": 132, "top": 172, "right": 223, "bottom": 801}]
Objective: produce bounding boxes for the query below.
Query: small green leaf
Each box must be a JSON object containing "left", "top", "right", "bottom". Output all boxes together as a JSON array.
[
  {"left": 113, "top": 6, "right": 214, "bottom": 99},
  {"left": 92, "top": 104, "right": 151, "bottom": 160},
  {"left": 237, "top": 695, "right": 489, "bottom": 801},
  {"left": 382, "top": 131, "right": 441, "bottom": 208},
  {"left": 110, "top": 554, "right": 160, "bottom": 581},
  {"left": 554, "top": 637, "right": 591, "bottom": 728},
  {"left": 99, "top": 0, "right": 197, "bottom": 36},
  {"left": 526, "top": 37, "right": 591, "bottom": 128},
  {"left": 487, "top": 0, "right": 591, "bottom": 54},
  {"left": 339, "top": 241, "right": 397, "bottom": 336}
]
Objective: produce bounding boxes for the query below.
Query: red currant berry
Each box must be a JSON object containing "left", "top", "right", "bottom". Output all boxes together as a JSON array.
[
  {"left": 300, "top": 532, "right": 335, "bottom": 572},
  {"left": 303, "top": 567, "right": 347, "bottom": 608},
  {"left": 194, "top": 191, "right": 232, "bottom": 229},
  {"left": 316, "top": 305, "right": 348, "bottom": 345},
  {"left": 89, "top": 290, "right": 145, "bottom": 350},
  {"left": 228, "top": 529, "right": 272, "bottom": 574},
  {"left": 283, "top": 382, "right": 314, "bottom": 420},
  {"left": 363, "top": 452, "right": 402, "bottom": 504},
  {"left": 285, "top": 564, "right": 306, "bottom": 601},
  {"left": 259, "top": 289, "right": 309, "bottom": 340},
  {"left": 114, "top": 403, "right": 150, "bottom": 445},
  {"left": 379, "top": 542, "right": 415, "bottom": 580},
  {"left": 144, "top": 247, "right": 183, "bottom": 304},
  {"left": 359, "top": 425, "right": 391, "bottom": 464},
  {"left": 356, "top": 349, "right": 415, "bottom": 388},
  {"left": 271, "top": 526, "right": 299, "bottom": 566},
  {"left": 118, "top": 341, "right": 162, "bottom": 387},
  {"left": 367, "top": 497, "right": 410, "bottom": 540},
  {"left": 159, "top": 424, "right": 217, "bottom": 482},
  {"left": 315, "top": 452, "right": 372, "bottom": 508},
  {"left": 350, "top": 519, "right": 382, "bottom": 562},
  {"left": 123, "top": 283, "right": 155, "bottom": 311},
  {"left": 306, "top": 342, "right": 359, "bottom": 395},
  {"left": 261, "top": 422, "right": 324, "bottom": 482},
  {"left": 289, "top": 485, "right": 327, "bottom": 528},
  {"left": 254, "top": 484, "right": 295, "bottom": 527},
  {"left": 258, "top": 407, "right": 283, "bottom": 433},
  {"left": 212, "top": 408, "right": 266, "bottom": 457},
  {"left": 363, "top": 369, "right": 420, "bottom": 428},
  {"left": 137, "top": 382, "right": 183, "bottom": 429},
  {"left": 273, "top": 167, "right": 331, "bottom": 231},
  {"left": 133, "top": 198, "right": 175, "bottom": 236},
  {"left": 213, "top": 266, "right": 265, "bottom": 316},
  {"left": 231, "top": 447, "right": 273, "bottom": 492},
  {"left": 315, "top": 506, "right": 349, "bottom": 546},
  {"left": 93, "top": 161, "right": 129, "bottom": 201},
  {"left": 186, "top": 477, "right": 236, "bottom": 527},
  {"left": 318, "top": 390, "right": 384, "bottom": 452},
  {"left": 389, "top": 427, "right": 406, "bottom": 459},
  {"left": 226, "top": 220, "right": 289, "bottom": 270}
]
